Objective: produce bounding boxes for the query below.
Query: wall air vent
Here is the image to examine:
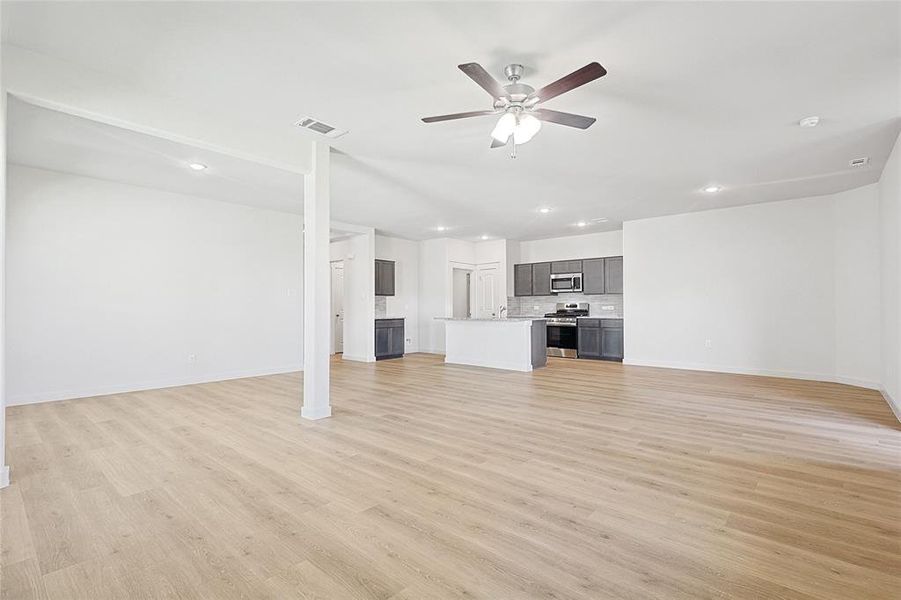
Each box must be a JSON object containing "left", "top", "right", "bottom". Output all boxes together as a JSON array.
[
  {"left": 295, "top": 116, "right": 348, "bottom": 139},
  {"left": 849, "top": 157, "right": 870, "bottom": 168}
]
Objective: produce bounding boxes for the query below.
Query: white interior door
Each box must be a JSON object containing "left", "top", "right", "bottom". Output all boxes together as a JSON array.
[
  {"left": 330, "top": 261, "right": 344, "bottom": 353},
  {"left": 476, "top": 265, "right": 498, "bottom": 318}
]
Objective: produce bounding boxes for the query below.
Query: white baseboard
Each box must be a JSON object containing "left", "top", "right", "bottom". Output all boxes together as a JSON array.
[
  {"left": 0, "top": 466, "right": 9, "bottom": 489},
  {"left": 7, "top": 364, "right": 302, "bottom": 406},
  {"left": 301, "top": 405, "right": 332, "bottom": 420},
  {"left": 444, "top": 355, "right": 532, "bottom": 372},
  {"left": 418, "top": 348, "right": 446, "bottom": 356},
  {"left": 832, "top": 375, "right": 882, "bottom": 390},
  {"left": 880, "top": 387, "right": 901, "bottom": 422},
  {"left": 340, "top": 353, "right": 376, "bottom": 363},
  {"left": 622, "top": 358, "right": 881, "bottom": 390}
]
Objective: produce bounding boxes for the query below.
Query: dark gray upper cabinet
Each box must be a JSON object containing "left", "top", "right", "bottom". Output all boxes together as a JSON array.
[
  {"left": 551, "top": 260, "right": 583, "bottom": 274},
  {"left": 514, "top": 264, "right": 533, "bottom": 296},
  {"left": 532, "top": 262, "right": 551, "bottom": 296},
  {"left": 604, "top": 257, "right": 623, "bottom": 294},
  {"left": 582, "top": 258, "right": 606, "bottom": 295},
  {"left": 517, "top": 256, "right": 622, "bottom": 296},
  {"left": 375, "top": 259, "right": 395, "bottom": 296}
]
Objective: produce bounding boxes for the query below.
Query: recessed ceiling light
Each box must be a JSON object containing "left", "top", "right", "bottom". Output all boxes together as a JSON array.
[
  {"left": 799, "top": 116, "right": 820, "bottom": 128},
  {"left": 188, "top": 162, "right": 207, "bottom": 171},
  {"left": 436, "top": 226, "right": 447, "bottom": 232},
  {"left": 480, "top": 234, "right": 490, "bottom": 240},
  {"left": 539, "top": 207, "right": 551, "bottom": 214},
  {"left": 702, "top": 185, "right": 722, "bottom": 194},
  {"left": 576, "top": 221, "right": 588, "bottom": 228}
]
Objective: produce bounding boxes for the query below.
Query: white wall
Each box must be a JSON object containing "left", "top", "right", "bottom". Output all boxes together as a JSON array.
[
  {"left": 7, "top": 165, "right": 304, "bottom": 404},
  {"left": 624, "top": 187, "right": 882, "bottom": 388},
  {"left": 330, "top": 233, "right": 375, "bottom": 362},
  {"left": 879, "top": 133, "right": 901, "bottom": 412},
  {"left": 834, "top": 187, "right": 882, "bottom": 386},
  {"left": 376, "top": 234, "right": 420, "bottom": 352},
  {"left": 517, "top": 230, "right": 623, "bottom": 263},
  {"left": 505, "top": 239, "right": 521, "bottom": 298},
  {"left": 416, "top": 237, "right": 511, "bottom": 353},
  {"left": 418, "top": 238, "right": 448, "bottom": 353},
  {"left": 1, "top": 86, "right": 8, "bottom": 485}
]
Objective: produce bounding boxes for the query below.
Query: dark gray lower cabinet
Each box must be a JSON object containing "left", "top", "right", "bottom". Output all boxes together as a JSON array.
[
  {"left": 577, "top": 318, "right": 623, "bottom": 361},
  {"left": 375, "top": 318, "right": 404, "bottom": 360},
  {"left": 600, "top": 327, "right": 624, "bottom": 361}
]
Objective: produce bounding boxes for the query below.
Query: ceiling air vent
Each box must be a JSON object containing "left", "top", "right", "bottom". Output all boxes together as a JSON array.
[
  {"left": 849, "top": 157, "right": 870, "bottom": 168},
  {"left": 295, "top": 116, "right": 347, "bottom": 139}
]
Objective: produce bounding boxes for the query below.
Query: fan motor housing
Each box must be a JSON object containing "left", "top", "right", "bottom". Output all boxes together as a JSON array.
[
  {"left": 504, "top": 63, "right": 525, "bottom": 81},
  {"left": 504, "top": 82, "right": 535, "bottom": 101}
]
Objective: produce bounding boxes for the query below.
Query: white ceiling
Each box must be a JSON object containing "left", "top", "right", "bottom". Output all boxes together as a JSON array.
[
  {"left": 8, "top": 97, "right": 305, "bottom": 214},
  {"left": 4, "top": 1, "right": 899, "bottom": 241}
]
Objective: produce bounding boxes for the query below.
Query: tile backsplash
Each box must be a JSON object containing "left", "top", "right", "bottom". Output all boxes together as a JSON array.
[
  {"left": 374, "top": 296, "right": 387, "bottom": 318},
  {"left": 507, "top": 293, "right": 623, "bottom": 319}
]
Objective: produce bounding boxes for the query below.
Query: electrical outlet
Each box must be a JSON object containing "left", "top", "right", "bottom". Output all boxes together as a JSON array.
[
  {"left": 188, "top": 353, "right": 197, "bottom": 363},
  {"left": 704, "top": 339, "right": 712, "bottom": 348}
]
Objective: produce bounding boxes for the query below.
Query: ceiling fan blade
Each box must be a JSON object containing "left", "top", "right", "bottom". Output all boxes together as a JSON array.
[
  {"left": 532, "top": 108, "right": 597, "bottom": 129},
  {"left": 528, "top": 62, "right": 607, "bottom": 104},
  {"left": 458, "top": 63, "right": 509, "bottom": 99},
  {"left": 490, "top": 137, "right": 508, "bottom": 149},
  {"left": 422, "top": 110, "right": 498, "bottom": 123}
]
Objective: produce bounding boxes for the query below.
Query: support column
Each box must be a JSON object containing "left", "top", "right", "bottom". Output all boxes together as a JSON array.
[
  {"left": 301, "top": 141, "right": 331, "bottom": 420},
  {"left": 1, "top": 56, "right": 9, "bottom": 486}
]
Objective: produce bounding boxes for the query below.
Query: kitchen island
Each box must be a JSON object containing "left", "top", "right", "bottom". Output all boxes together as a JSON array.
[{"left": 435, "top": 317, "right": 547, "bottom": 372}]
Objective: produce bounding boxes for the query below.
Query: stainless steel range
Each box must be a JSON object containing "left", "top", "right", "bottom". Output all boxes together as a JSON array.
[{"left": 545, "top": 302, "right": 589, "bottom": 358}]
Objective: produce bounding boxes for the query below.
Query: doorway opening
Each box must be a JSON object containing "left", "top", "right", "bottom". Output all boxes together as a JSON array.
[
  {"left": 452, "top": 268, "right": 472, "bottom": 319},
  {"left": 330, "top": 260, "right": 344, "bottom": 354}
]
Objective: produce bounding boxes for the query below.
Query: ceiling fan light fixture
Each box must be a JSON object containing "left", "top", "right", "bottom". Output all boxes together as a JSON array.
[
  {"left": 491, "top": 112, "right": 517, "bottom": 143},
  {"left": 513, "top": 113, "right": 542, "bottom": 145}
]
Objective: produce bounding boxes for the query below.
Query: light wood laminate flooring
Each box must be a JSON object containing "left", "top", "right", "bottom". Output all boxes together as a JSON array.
[{"left": 2, "top": 354, "right": 899, "bottom": 599}]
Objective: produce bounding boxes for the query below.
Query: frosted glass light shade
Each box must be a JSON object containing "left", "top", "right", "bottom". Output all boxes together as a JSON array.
[
  {"left": 491, "top": 113, "right": 517, "bottom": 143},
  {"left": 513, "top": 114, "right": 542, "bottom": 145}
]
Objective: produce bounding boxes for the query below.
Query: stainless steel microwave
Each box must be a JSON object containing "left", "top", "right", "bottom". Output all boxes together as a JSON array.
[{"left": 550, "top": 273, "right": 582, "bottom": 293}]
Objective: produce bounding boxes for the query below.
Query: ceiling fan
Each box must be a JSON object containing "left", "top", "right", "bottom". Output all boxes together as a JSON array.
[{"left": 422, "top": 61, "right": 606, "bottom": 157}]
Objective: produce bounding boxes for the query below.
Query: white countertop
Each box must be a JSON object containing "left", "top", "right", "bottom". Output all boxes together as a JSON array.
[
  {"left": 508, "top": 314, "right": 624, "bottom": 320},
  {"left": 435, "top": 317, "right": 546, "bottom": 322}
]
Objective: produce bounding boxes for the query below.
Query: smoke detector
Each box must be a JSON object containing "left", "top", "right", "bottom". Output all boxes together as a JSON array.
[
  {"left": 799, "top": 116, "right": 820, "bottom": 128},
  {"left": 849, "top": 157, "right": 870, "bottom": 168},
  {"left": 295, "top": 116, "right": 348, "bottom": 139}
]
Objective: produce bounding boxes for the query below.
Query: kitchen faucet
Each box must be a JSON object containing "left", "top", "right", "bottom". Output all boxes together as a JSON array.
[{"left": 498, "top": 306, "right": 507, "bottom": 319}]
